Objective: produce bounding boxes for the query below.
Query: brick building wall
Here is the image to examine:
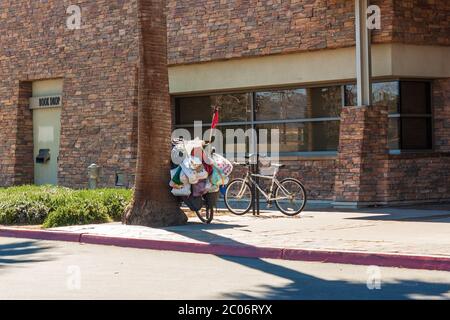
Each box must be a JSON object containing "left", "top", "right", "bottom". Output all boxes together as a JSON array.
[
  {"left": 386, "top": 153, "right": 450, "bottom": 203},
  {"left": 334, "top": 104, "right": 389, "bottom": 205},
  {"left": 434, "top": 78, "right": 450, "bottom": 153},
  {"left": 384, "top": 78, "right": 450, "bottom": 203},
  {"left": 0, "top": 0, "right": 449, "bottom": 205},
  {"left": 393, "top": 0, "right": 450, "bottom": 46},
  {"left": 167, "top": 0, "right": 449, "bottom": 66},
  {"left": 229, "top": 158, "right": 337, "bottom": 201},
  {"left": 167, "top": 0, "right": 394, "bottom": 65},
  {"left": 280, "top": 159, "right": 337, "bottom": 200},
  {"left": 0, "top": 0, "right": 139, "bottom": 188}
]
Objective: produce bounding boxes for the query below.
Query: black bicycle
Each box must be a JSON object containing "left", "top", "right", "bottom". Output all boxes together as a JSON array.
[
  {"left": 182, "top": 192, "right": 218, "bottom": 224},
  {"left": 224, "top": 156, "right": 307, "bottom": 216}
]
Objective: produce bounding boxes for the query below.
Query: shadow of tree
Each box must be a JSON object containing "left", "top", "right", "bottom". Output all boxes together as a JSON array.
[
  {"left": 167, "top": 222, "right": 450, "bottom": 300},
  {"left": 220, "top": 256, "right": 450, "bottom": 300},
  {"left": 0, "top": 240, "right": 54, "bottom": 267}
]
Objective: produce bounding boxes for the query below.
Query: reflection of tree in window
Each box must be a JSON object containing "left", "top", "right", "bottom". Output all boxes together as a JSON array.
[
  {"left": 308, "top": 86, "right": 342, "bottom": 151},
  {"left": 255, "top": 89, "right": 307, "bottom": 121},
  {"left": 373, "top": 82, "right": 399, "bottom": 113},
  {"left": 211, "top": 94, "right": 251, "bottom": 122}
]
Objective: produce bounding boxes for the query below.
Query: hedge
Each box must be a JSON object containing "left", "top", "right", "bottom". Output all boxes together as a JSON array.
[{"left": 0, "top": 185, "right": 132, "bottom": 228}]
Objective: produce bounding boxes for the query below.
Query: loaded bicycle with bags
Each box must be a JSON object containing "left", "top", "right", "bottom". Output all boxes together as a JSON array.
[{"left": 169, "top": 137, "right": 233, "bottom": 224}]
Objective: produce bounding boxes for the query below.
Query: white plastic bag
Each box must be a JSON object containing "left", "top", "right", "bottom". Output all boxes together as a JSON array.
[
  {"left": 181, "top": 156, "right": 209, "bottom": 184},
  {"left": 171, "top": 183, "right": 191, "bottom": 197},
  {"left": 212, "top": 153, "right": 233, "bottom": 176}
]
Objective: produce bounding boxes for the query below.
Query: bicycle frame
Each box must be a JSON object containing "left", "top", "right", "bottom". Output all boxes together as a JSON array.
[{"left": 237, "top": 168, "right": 294, "bottom": 202}]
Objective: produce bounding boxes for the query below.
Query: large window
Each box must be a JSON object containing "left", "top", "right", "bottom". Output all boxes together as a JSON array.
[
  {"left": 175, "top": 93, "right": 253, "bottom": 155},
  {"left": 175, "top": 86, "right": 343, "bottom": 155},
  {"left": 344, "top": 80, "right": 432, "bottom": 150},
  {"left": 175, "top": 81, "right": 433, "bottom": 155},
  {"left": 255, "top": 87, "right": 341, "bottom": 153}
]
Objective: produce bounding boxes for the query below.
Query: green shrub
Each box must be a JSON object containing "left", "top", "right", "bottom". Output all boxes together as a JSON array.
[
  {"left": 102, "top": 193, "right": 129, "bottom": 222},
  {"left": 0, "top": 186, "right": 133, "bottom": 227},
  {"left": 0, "top": 200, "right": 50, "bottom": 225},
  {"left": 43, "top": 200, "right": 112, "bottom": 228}
]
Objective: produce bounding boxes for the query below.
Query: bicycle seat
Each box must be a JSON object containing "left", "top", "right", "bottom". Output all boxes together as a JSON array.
[{"left": 271, "top": 163, "right": 285, "bottom": 168}]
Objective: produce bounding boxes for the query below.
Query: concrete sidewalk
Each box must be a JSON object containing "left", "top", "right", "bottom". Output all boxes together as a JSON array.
[{"left": 1, "top": 206, "right": 449, "bottom": 270}]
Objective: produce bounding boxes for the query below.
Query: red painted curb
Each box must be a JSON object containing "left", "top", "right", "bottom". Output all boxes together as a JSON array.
[
  {"left": 0, "top": 228, "right": 82, "bottom": 243},
  {"left": 1, "top": 227, "right": 449, "bottom": 271},
  {"left": 282, "top": 249, "right": 450, "bottom": 272}
]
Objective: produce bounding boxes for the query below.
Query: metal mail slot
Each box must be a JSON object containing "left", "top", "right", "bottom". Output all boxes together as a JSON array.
[{"left": 36, "top": 149, "right": 51, "bottom": 164}]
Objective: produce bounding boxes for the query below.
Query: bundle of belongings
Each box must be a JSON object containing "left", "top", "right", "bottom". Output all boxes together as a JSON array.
[{"left": 170, "top": 138, "right": 233, "bottom": 212}]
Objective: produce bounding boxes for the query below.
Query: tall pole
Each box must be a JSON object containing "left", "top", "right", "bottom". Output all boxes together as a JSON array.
[{"left": 355, "top": 0, "right": 372, "bottom": 106}]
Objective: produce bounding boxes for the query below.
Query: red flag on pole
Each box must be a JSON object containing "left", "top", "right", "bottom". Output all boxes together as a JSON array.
[{"left": 211, "top": 107, "right": 219, "bottom": 129}]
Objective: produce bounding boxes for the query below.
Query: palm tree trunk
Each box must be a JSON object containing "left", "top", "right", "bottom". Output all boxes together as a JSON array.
[{"left": 124, "top": 0, "right": 187, "bottom": 227}]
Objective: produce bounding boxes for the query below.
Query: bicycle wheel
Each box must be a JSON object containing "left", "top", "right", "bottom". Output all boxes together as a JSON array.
[
  {"left": 195, "top": 206, "right": 214, "bottom": 224},
  {"left": 224, "top": 179, "right": 253, "bottom": 215},
  {"left": 274, "top": 178, "right": 307, "bottom": 216}
]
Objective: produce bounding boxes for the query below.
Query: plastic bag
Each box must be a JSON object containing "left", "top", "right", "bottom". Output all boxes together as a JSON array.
[
  {"left": 181, "top": 156, "right": 209, "bottom": 184},
  {"left": 171, "top": 144, "right": 188, "bottom": 166},
  {"left": 170, "top": 166, "right": 183, "bottom": 186},
  {"left": 182, "top": 194, "right": 203, "bottom": 212},
  {"left": 192, "top": 179, "right": 208, "bottom": 197},
  {"left": 171, "top": 183, "right": 191, "bottom": 197},
  {"left": 211, "top": 167, "right": 229, "bottom": 186},
  {"left": 212, "top": 153, "right": 233, "bottom": 176}
]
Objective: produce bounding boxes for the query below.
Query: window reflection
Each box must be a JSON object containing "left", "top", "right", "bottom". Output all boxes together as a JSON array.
[
  {"left": 373, "top": 81, "right": 399, "bottom": 113},
  {"left": 174, "top": 80, "right": 433, "bottom": 153},
  {"left": 176, "top": 94, "right": 251, "bottom": 125},
  {"left": 255, "top": 89, "right": 308, "bottom": 121},
  {"left": 344, "top": 80, "right": 432, "bottom": 150},
  {"left": 344, "top": 81, "right": 399, "bottom": 113},
  {"left": 257, "top": 121, "right": 340, "bottom": 153}
]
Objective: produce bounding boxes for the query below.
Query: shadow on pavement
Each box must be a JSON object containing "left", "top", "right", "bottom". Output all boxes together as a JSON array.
[
  {"left": 166, "top": 222, "right": 246, "bottom": 231},
  {"left": 218, "top": 199, "right": 450, "bottom": 223},
  {"left": 168, "top": 222, "right": 450, "bottom": 300},
  {"left": 343, "top": 207, "right": 450, "bottom": 223},
  {"left": 220, "top": 256, "right": 450, "bottom": 300},
  {"left": 0, "top": 240, "right": 54, "bottom": 268}
]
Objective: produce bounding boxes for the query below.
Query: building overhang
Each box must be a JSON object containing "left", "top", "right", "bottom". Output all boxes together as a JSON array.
[{"left": 168, "top": 43, "right": 450, "bottom": 95}]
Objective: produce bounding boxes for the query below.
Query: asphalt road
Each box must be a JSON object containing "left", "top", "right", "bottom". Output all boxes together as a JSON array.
[{"left": 0, "top": 237, "right": 449, "bottom": 300}]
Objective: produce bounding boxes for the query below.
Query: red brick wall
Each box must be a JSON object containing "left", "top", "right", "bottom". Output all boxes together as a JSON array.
[
  {"left": 0, "top": 0, "right": 140, "bottom": 188},
  {"left": 387, "top": 153, "right": 450, "bottom": 202},
  {"left": 280, "top": 159, "right": 337, "bottom": 200},
  {"left": 334, "top": 105, "right": 389, "bottom": 204},
  {"left": 385, "top": 78, "right": 450, "bottom": 203},
  {"left": 393, "top": 0, "right": 450, "bottom": 46},
  {"left": 0, "top": 81, "right": 22, "bottom": 186},
  {"left": 229, "top": 158, "right": 337, "bottom": 201},
  {"left": 167, "top": 0, "right": 449, "bottom": 66},
  {"left": 14, "top": 82, "right": 34, "bottom": 185},
  {"left": 167, "top": 0, "right": 394, "bottom": 65},
  {"left": 434, "top": 78, "right": 450, "bottom": 152}
]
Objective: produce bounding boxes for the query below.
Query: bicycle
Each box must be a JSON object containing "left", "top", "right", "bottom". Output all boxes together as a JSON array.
[
  {"left": 171, "top": 137, "right": 218, "bottom": 224},
  {"left": 181, "top": 192, "right": 218, "bottom": 224},
  {"left": 224, "top": 155, "right": 307, "bottom": 216}
]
